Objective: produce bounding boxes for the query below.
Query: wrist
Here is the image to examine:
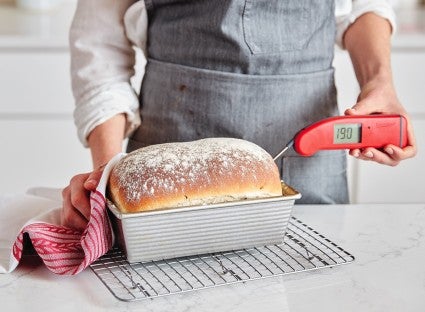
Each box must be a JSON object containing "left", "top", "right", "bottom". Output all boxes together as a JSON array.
[
  {"left": 358, "top": 66, "right": 393, "bottom": 89},
  {"left": 87, "top": 114, "right": 127, "bottom": 168},
  {"left": 92, "top": 152, "right": 121, "bottom": 169}
]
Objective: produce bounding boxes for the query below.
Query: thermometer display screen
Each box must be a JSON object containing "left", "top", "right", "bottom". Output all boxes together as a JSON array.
[{"left": 334, "top": 123, "right": 362, "bottom": 144}]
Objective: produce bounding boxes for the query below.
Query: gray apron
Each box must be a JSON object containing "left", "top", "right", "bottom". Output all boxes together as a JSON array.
[{"left": 128, "top": 0, "right": 349, "bottom": 204}]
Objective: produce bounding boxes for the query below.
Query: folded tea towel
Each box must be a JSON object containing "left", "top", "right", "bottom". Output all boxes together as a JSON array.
[{"left": 0, "top": 153, "right": 125, "bottom": 275}]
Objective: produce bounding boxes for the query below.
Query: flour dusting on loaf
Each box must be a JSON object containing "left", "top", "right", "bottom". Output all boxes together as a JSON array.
[{"left": 108, "top": 138, "right": 282, "bottom": 213}]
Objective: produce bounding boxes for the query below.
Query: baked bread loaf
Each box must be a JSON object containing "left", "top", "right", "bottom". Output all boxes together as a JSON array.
[{"left": 108, "top": 138, "right": 282, "bottom": 213}]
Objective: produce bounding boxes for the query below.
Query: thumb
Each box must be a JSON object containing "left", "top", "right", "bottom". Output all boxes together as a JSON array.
[
  {"left": 83, "top": 169, "right": 104, "bottom": 191},
  {"left": 344, "top": 97, "right": 377, "bottom": 116}
]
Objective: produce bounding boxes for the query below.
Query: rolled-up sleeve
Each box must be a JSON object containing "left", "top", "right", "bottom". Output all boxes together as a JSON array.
[
  {"left": 335, "top": 0, "right": 396, "bottom": 48},
  {"left": 69, "top": 0, "right": 146, "bottom": 147}
]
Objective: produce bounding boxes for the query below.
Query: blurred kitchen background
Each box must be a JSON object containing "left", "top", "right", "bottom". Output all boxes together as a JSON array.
[{"left": 0, "top": 0, "right": 424, "bottom": 203}]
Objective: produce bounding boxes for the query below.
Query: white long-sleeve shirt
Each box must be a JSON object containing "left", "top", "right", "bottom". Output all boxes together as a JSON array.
[{"left": 69, "top": 0, "right": 396, "bottom": 147}]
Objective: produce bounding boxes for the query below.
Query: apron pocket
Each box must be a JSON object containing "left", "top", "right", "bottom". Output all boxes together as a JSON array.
[{"left": 242, "top": 0, "right": 333, "bottom": 54}]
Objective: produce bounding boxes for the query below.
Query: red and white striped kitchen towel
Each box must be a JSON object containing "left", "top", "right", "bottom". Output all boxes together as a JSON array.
[{"left": 0, "top": 153, "right": 126, "bottom": 275}]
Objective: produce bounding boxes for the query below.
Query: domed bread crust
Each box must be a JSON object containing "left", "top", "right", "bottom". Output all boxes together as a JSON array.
[{"left": 108, "top": 138, "right": 282, "bottom": 213}]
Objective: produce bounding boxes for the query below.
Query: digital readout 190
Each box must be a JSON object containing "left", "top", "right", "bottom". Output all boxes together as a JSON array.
[{"left": 334, "top": 124, "right": 361, "bottom": 144}]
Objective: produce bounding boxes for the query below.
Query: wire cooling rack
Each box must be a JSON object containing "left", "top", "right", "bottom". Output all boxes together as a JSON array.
[{"left": 90, "top": 216, "right": 354, "bottom": 301}]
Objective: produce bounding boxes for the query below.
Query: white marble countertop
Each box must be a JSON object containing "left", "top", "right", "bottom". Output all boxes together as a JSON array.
[
  {"left": 1, "top": 203, "right": 425, "bottom": 312},
  {"left": 0, "top": 1, "right": 424, "bottom": 50}
]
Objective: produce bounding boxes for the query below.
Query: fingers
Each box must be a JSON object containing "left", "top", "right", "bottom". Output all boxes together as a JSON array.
[
  {"left": 61, "top": 173, "right": 92, "bottom": 231},
  {"left": 350, "top": 148, "right": 398, "bottom": 166},
  {"left": 61, "top": 164, "right": 107, "bottom": 231},
  {"left": 343, "top": 77, "right": 417, "bottom": 166},
  {"left": 405, "top": 117, "right": 418, "bottom": 158},
  {"left": 83, "top": 167, "right": 104, "bottom": 191},
  {"left": 346, "top": 108, "right": 417, "bottom": 164},
  {"left": 61, "top": 182, "right": 90, "bottom": 231},
  {"left": 349, "top": 143, "right": 415, "bottom": 166}
]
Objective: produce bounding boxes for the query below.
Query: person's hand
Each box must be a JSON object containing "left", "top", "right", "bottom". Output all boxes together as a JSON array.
[
  {"left": 61, "top": 165, "right": 106, "bottom": 231},
  {"left": 62, "top": 114, "right": 125, "bottom": 230},
  {"left": 344, "top": 77, "right": 417, "bottom": 166}
]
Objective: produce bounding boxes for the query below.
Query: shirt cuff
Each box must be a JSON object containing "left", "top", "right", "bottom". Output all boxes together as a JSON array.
[
  {"left": 73, "top": 82, "right": 141, "bottom": 147},
  {"left": 335, "top": 0, "right": 396, "bottom": 49}
]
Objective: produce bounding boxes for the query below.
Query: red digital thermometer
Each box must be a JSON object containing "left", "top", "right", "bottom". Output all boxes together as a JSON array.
[{"left": 274, "top": 115, "right": 408, "bottom": 160}]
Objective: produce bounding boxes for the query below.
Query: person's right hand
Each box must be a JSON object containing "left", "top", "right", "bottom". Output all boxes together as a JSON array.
[{"left": 61, "top": 166, "right": 105, "bottom": 231}]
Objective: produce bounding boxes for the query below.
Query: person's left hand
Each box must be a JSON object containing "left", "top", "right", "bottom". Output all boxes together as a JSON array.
[{"left": 344, "top": 77, "right": 417, "bottom": 166}]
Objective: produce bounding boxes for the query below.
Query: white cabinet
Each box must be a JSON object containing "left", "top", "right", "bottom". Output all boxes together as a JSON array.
[
  {"left": 0, "top": 2, "right": 92, "bottom": 194},
  {"left": 0, "top": 119, "right": 91, "bottom": 193},
  {"left": 0, "top": 52, "right": 74, "bottom": 114},
  {"left": 0, "top": 51, "right": 92, "bottom": 193},
  {"left": 334, "top": 50, "right": 425, "bottom": 203}
]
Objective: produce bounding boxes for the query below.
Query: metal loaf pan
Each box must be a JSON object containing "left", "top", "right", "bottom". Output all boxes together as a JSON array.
[{"left": 107, "top": 182, "right": 301, "bottom": 263}]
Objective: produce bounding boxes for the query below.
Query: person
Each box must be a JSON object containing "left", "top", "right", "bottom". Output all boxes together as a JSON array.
[{"left": 62, "top": 0, "right": 417, "bottom": 231}]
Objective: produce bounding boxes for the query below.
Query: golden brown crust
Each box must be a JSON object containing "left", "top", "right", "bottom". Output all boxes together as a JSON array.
[{"left": 108, "top": 138, "right": 282, "bottom": 213}]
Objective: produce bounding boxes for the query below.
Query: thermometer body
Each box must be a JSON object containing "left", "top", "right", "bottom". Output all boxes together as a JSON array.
[{"left": 294, "top": 115, "right": 408, "bottom": 156}]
